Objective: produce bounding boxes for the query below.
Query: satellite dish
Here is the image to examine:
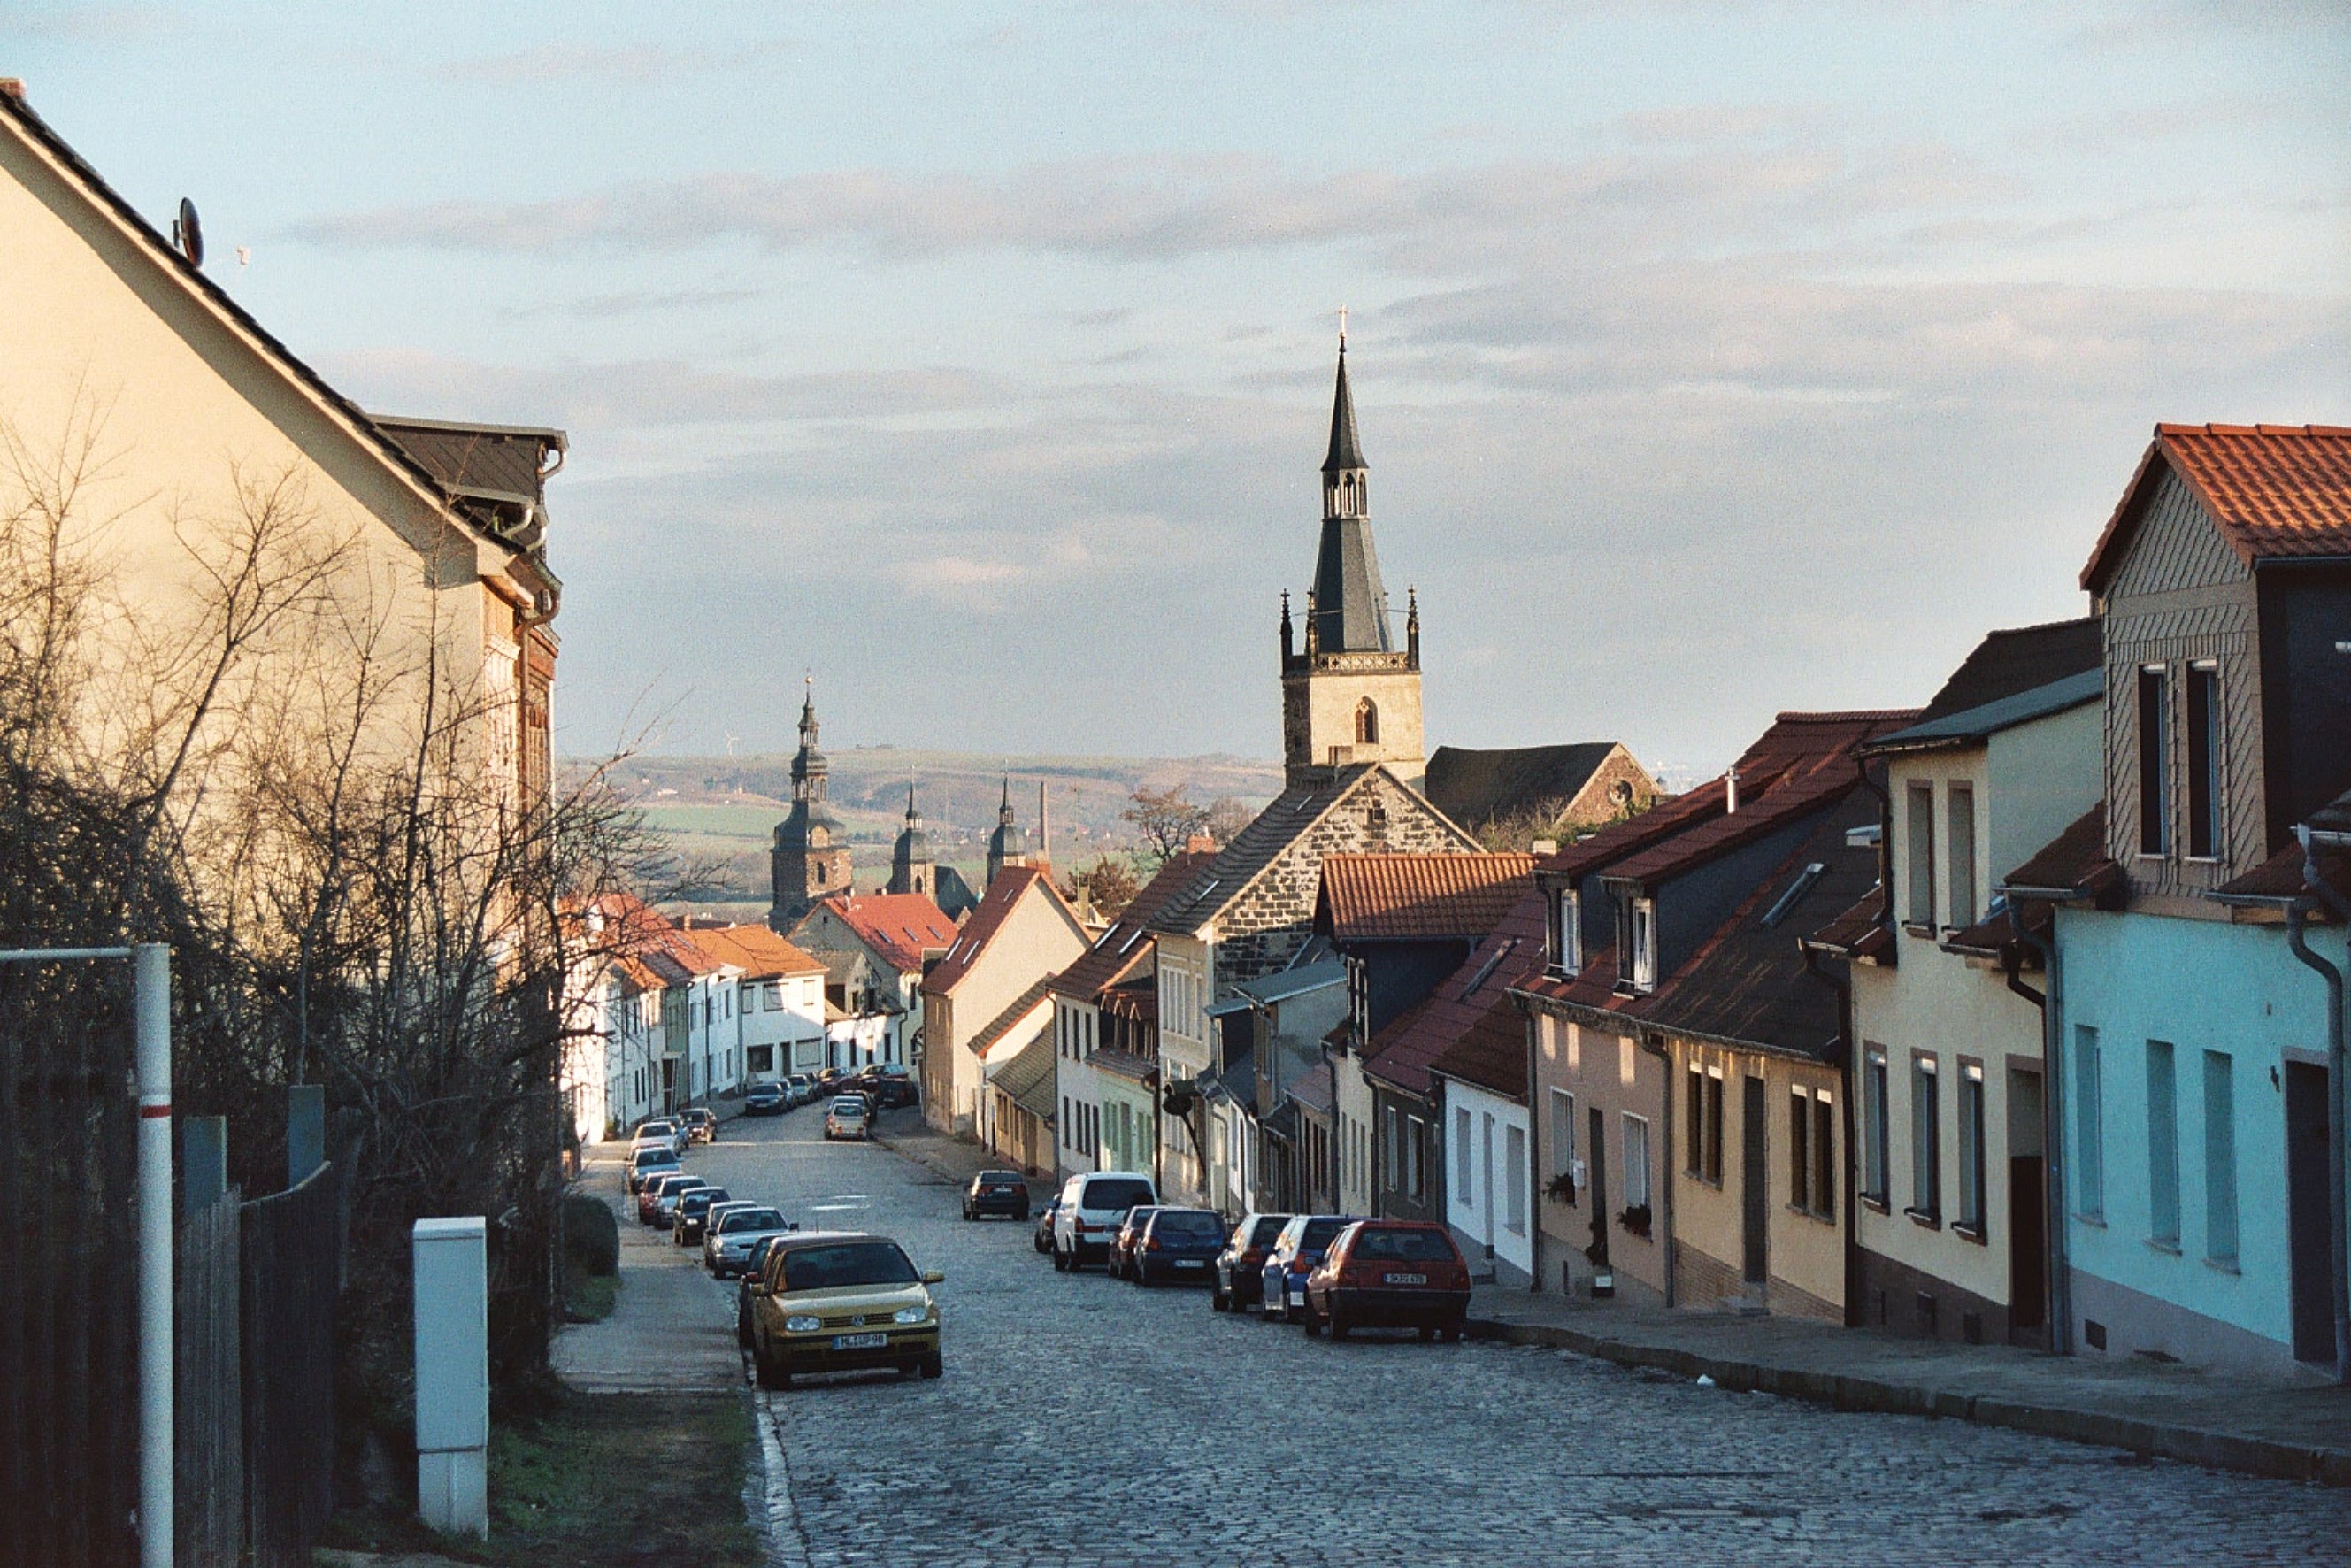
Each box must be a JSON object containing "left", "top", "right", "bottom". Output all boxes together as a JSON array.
[{"left": 172, "top": 197, "right": 203, "bottom": 269}]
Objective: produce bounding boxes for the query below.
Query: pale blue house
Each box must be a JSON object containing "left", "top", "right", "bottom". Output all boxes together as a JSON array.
[{"left": 2006, "top": 424, "right": 2351, "bottom": 1379}]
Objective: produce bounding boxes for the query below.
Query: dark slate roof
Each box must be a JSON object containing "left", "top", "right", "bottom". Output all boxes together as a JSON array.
[
  {"left": 1091, "top": 1048, "right": 1158, "bottom": 1084},
  {"left": 1212, "top": 1049, "right": 1258, "bottom": 1113},
  {"left": 1366, "top": 888, "right": 1547, "bottom": 1096},
  {"left": 1913, "top": 618, "right": 2103, "bottom": 725},
  {"left": 2209, "top": 788, "right": 2351, "bottom": 911},
  {"left": 1640, "top": 794, "right": 1881, "bottom": 1062},
  {"left": 1323, "top": 343, "right": 1365, "bottom": 473},
  {"left": 1802, "top": 886, "right": 1894, "bottom": 966},
  {"left": 1287, "top": 1058, "right": 1337, "bottom": 1118},
  {"left": 1149, "top": 766, "right": 1478, "bottom": 935},
  {"left": 1232, "top": 959, "right": 1349, "bottom": 1006},
  {"left": 1049, "top": 851, "right": 1214, "bottom": 1003},
  {"left": 1311, "top": 516, "right": 1394, "bottom": 653},
  {"left": 1425, "top": 743, "right": 1623, "bottom": 830},
  {"left": 372, "top": 416, "right": 564, "bottom": 509},
  {"left": 1865, "top": 669, "right": 2102, "bottom": 755},
  {"left": 988, "top": 1029, "right": 1058, "bottom": 1123},
  {"left": 2000, "top": 804, "right": 2123, "bottom": 901}
]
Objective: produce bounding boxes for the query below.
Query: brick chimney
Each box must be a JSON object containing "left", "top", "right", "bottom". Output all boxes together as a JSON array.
[
  {"left": 0, "top": 79, "right": 27, "bottom": 104},
  {"left": 1185, "top": 833, "right": 1218, "bottom": 855}
]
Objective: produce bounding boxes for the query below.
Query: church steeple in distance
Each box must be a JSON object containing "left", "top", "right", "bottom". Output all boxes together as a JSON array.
[
  {"left": 888, "top": 779, "right": 933, "bottom": 897},
  {"left": 769, "top": 674, "right": 854, "bottom": 928},
  {"left": 1312, "top": 327, "right": 1393, "bottom": 655}
]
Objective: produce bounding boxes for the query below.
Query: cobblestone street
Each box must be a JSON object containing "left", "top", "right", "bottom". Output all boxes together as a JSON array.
[{"left": 572, "top": 1111, "right": 2351, "bottom": 1567}]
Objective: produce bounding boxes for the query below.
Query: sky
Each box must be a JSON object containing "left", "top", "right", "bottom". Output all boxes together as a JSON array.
[{"left": 13, "top": 2, "right": 2349, "bottom": 779}]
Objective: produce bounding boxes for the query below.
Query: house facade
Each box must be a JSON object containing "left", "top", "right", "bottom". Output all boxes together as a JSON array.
[
  {"left": 2021, "top": 424, "right": 2351, "bottom": 1378},
  {"left": 789, "top": 890, "right": 959, "bottom": 1068},
  {"left": 921, "top": 867, "right": 1089, "bottom": 1137}
]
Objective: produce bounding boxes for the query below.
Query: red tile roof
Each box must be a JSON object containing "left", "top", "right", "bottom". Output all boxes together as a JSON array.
[
  {"left": 923, "top": 867, "right": 1078, "bottom": 996},
  {"left": 1316, "top": 852, "right": 1535, "bottom": 942},
  {"left": 818, "top": 892, "right": 959, "bottom": 972},
  {"left": 1364, "top": 888, "right": 1548, "bottom": 1097},
  {"left": 2082, "top": 424, "right": 2351, "bottom": 593},
  {"left": 1803, "top": 886, "right": 1894, "bottom": 965}
]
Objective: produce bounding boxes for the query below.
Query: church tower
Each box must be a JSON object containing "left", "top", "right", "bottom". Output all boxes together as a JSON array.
[
  {"left": 1279, "top": 331, "right": 1425, "bottom": 791},
  {"left": 887, "top": 781, "right": 934, "bottom": 897},
  {"left": 767, "top": 682, "right": 855, "bottom": 929},
  {"left": 985, "top": 776, "right": 1031, "bottom": 889}
]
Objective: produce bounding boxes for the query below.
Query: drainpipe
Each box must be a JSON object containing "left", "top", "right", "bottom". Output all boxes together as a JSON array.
[
  {"left": 1523, "top": 995, "right": 1543, "bottom": 1294},
  {"left": 1640, "top": 1029, "right": 1677, "bottom": 1307},
  {"left": 2009, "top": 904, "right": 2071, "bottom": 1355},
  {"left": 2288, "top": 824, "right": 2350, "bottom": 1385},
  {"left": 1800, "top": 942, "right": 1860, "bottom": 1326}
]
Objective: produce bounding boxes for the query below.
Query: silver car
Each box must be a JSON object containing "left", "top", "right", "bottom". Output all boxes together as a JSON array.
[
  {"left": 705, "top": 1203, "right": 795, "bottom": 1276},
  {"left": 824, "top": 1095, "right": 871, "bottom": 1141}
]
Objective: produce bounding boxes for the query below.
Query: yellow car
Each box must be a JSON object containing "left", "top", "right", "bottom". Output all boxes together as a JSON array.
[{"left": 747, "top": 1231, "right": 944, "bottom": 1387}]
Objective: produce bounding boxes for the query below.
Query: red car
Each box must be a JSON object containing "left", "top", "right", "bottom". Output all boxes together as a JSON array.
[{"left": 1299, "top": 1220, "right": 1471, "bottom": 1341}]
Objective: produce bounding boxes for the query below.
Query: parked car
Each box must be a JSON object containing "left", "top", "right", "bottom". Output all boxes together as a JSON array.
[
  {"left": 627, "top": 1145, "right": 681, "bottom": 1195},
  {"left": 1051, "top": 1172, "right": 1157, "bottom": 1271},
  {"left": 1128, "top": 1208, "right": 1226, "bottom": 1287},
  {"left": 963, "top": 1170, "right": 1031, "bottom": 1222},
  {"left": 1300, "top": 1220, "right": 1471, "bottom": 1341},
  {"left": 738, "top": 1234, "right": 784, "bottom": 1347},
  {"left": 677, "top": 1107, "right": 718, "bottom": 1144},
  {"left": 1212, "top": 1212, "right": 1294, "bottom": 1312},
  {"left": 825, "top": 1096, "right": 872, "bottom": 1141},
  {"left": 1105, "top": 1206, "right": 1164, "bottom": 1280},
  {"left": 633, "top": 1118, "right": 688, "bottom": 1157},
  {"left": 847, "top": 1069, "right": 918, "bottom": 1110},
  {"left": 636, "top": 1169, "right": 701, "bottom": 1225},
  {"left": 1258, "top": 1214, "right": 1358, "bottom": 1323},
  {"left": 708, "top": 1204, "right": 795, "bottom": 1278},
  {"left": 746, "top": 1231, "right": 945, "bottom": 1387},
  {"left": 784, "top": 1074, "right": 817, "bottom": 1107},
  {"left": 697, "top": 1199, "right": 759, "bottom": 1250},
  {"left": 1033, "top": 1195, "right": 1063, "bottom": 1254},
  {"left": 655, "top": 1176, "right": 716, "bottom": 1230},
  {"left": 743, "top": 1081, "right": 788, "bottom": 1116},
  {"left": 673, "top": 1186, "right": 734, "bottom": 1244}
]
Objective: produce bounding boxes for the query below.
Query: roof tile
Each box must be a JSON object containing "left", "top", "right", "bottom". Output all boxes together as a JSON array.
[
  {"left": 2083, "top": 424, "right": 2351, "bottom": 591},
  {"left": 1317, "top": 852, "right": 1534, "bottom": 942}
]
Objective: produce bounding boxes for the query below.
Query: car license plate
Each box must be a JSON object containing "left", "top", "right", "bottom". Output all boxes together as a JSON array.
[
  {"left": 1174, "top": 1259, "right": 1204, "bottom": 1269},
  {"left": 1385, "top": 1272, "right": 1428, "bottom": 1286},
  {"left": 832, "top": 1332, "right": 888, "bottom": 1350}
]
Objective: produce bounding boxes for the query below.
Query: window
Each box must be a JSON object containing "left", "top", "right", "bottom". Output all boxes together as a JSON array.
[
  {"left": 2147, "top": 1040, "right": 2180, "bottom": 1249},
  {"left": 1958, "top": 1062, "right": 1986, "bottom": 1236},
  {"left": 1702, "top": 1068, "right": 1725, "bottom": 1185},
  {"left": 1629, "top": 898, "right": 1657, "bottom": 991},
  {"left": 1548, "top": 888, "right": 1581, "bottom": 977},
  {"left": 1504, "top": 1126, "right": 1527, "bottom": 1234},
  {"left": 1456, "top": 1107, "right": 1473, "bottom": 1195},
  {"left": 762, "top": 981, "right": 781, "bottom": 1011},
  {"left": 2139, "top": 665, "right": 2170, "bottom": 856},
  {"left": 1622, "top": 1114, "right": 1651, "bottom": 1211},
  {"left": 1909, "top": 1055, "right": 1940, "bottom": 1221},
  {"left": 1947, "top": 785, "right": 1977, "bottom": 928},
  {"left": 1355, "top": 698, "right": 1379, "bottom": 746},
  {"left": 1788, "top": 1090, "right": 1811, "bottom": 1211},
  {"left": 2203, "top": 1050, "right": 2238, "bottom": 1267},
  {"left": 1863, "top": 1048, "right": 1889, "bottom": 1203},
  {"left": 1406, "top": 1116, "right": 1427, "bottom": 1200},
  {"left": 1550, "top": 1089, "right": 1577, "bottom": 1180},
  {"left": 1906, "top": 782, "right": 1937, "bottom": 926},
  {"left": 2075, "top": 1026, "right": 2104, "bottom": 1219},
  {"left": 1384, "top": 1106, "right": 1399, "bottom": 1187},
  {"left": 1812, "top": 1095, "right": 1835, "bottom": 1223},
  {"left": 2186, "top": 663, "right": 2221, "bottom": 859},
  {"left": 1686, "top": 1065, "right": 1704, "bottom": 1176}
]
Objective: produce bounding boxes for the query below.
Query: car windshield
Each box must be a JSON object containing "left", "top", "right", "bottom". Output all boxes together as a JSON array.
[
  {"left": 634, "top": 1149, "right": 673, "bottom": 1168},
  {"left": 1083, "top": 1179, "right": 1154, "bottom": 1211},
  {"left": 1152, "top": 1211, "right": 1225, "bottom": 1239},
  {"left": 780, "top": 1241, "right": 920, "bottom": 1292},
  {"left": 1354, "top": 1227, "right": 1457, "bottom": 1263},
  {"left": 1300, "top": 1218, "right": 1349, "bottom": 1249},
  {"left": 641, "top": 1122, "right": 675, "bottom": 1135},
  {"left": 749, "top": 1081, "right": 781, "bottom": 1095},
  {"left": 832, "top": 1098, "right": 866, "bottom": 1113},
  {"left": 1248, "top": 1216, "right": 1291, "bottom": 1247},
  {"left": 680, "top": 1189, "right": 726, "bottom": 1213},
  {"left": 722, "top": 1208, "right": 786, "bottom": 1233},
  {"left": 978, "top": 1172, "right": 1021, "bottom": 1185}
]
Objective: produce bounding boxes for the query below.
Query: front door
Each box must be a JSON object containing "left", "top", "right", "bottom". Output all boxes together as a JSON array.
[
  {"left": 1740, "top": 1075, "right": 1768, "bottom": 1286},
  {"left": 2008, "top": 1065, "right": 2047, "bottom": 1338},
  {"left": 2287, "top": 1063, "right": 2332, "bottom": 1364},
  {"left": 1587, "top": 1106, "right": 1609, "bottom": 1265}
]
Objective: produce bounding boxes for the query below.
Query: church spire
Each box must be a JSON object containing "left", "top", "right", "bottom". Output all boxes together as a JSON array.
[
  {"left": 1311, "top": 331, "right": 1392, "bottom": 654},
  {"left": 1323, "top": 330, "right": 1365, "bottom": 476}
]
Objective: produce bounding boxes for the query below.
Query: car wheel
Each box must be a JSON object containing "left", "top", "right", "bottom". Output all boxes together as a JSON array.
[
  {"left": 1262, "top": 1296, "right": 1284, "bottom": 1324},
  {"left": 1329, "top": 1313, "right": 1350, "bottom": 1341},
  {"left": 1014, "top": 1209, "right": 1028, "bottom": 1224},
  {"left": 920, "top": 1350, "right": 943, "bottom": 1379},
  {"left": 1302, "top": 1303, "right": 1322, "bottom": 1337},
  {"left": 1052, "top": 1244, "right": 1070, "bottom": 1272},
  {"left": 1210, "top": 1284, "right": 1229, "bottom": 1312},
  {"left": 753, "top": 1342, "right": 789, "bottom": 1390},
  {"left": 1441, "top": 1325, "right": 1463, "bottom": 1344}
]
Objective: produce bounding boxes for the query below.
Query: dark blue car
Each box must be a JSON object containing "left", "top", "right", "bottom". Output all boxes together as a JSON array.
[
  {"left": 1130, "top": 1208, "right": 1225, "bottom": 1287},
  {"left": 1258, "top": 1214, "right": 1359, "bottom": 1322},
  {"left": 742, "top": 1080, "right": 788, "bottom": 1116}
]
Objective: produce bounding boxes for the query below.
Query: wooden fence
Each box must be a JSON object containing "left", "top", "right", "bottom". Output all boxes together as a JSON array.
[
  {"left": 239, "top": 1162, "right": 341, "bottom": 1568},
  {"left": 174, "top": 1190, "right": 243, "bottom": 1567}
]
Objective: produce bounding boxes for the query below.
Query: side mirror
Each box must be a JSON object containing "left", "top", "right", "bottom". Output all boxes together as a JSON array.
[{"left": 921, "top": 1270, "right": 945, "bottom": 1285}]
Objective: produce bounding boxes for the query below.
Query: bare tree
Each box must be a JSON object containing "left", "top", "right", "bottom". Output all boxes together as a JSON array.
[{"left": 1123, "top": 783, "right": 1210, "bottom": 865}]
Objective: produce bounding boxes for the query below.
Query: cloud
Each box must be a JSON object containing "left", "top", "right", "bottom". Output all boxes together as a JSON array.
[{"left": 451, "top": 37, "right": 795, "bottom": 84}]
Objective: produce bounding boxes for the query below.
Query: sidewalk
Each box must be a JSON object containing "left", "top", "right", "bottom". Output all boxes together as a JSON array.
[
  {"left": 1467, "top": 1286, "right": 2351, "bottom": 1487},
  {"left": 549, "top": 1145, "right": 741, "bottom": 1394},
  {"left": 870, "top": 1109, "right": 1052, "bottom": 1203}
]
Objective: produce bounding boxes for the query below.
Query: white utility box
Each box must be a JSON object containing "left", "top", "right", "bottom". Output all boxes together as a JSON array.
[{"left": 411, "top": 1216, "right": 488, "bottom": 1539}]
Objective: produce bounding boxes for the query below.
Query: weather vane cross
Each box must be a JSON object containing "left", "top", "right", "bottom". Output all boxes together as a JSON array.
[{"left": 1336, "top": 304, "right": 1348, "bottom": 348}]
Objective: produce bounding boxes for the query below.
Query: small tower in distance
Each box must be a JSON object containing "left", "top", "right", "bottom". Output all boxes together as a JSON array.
[
  {"left": 767, "top": 680, "right": 855, "bottom": 929},
  {"left": 985, "top": 776, "right": 1031, "bottom": 889},
  {"left": 1279, "top": 328, "right": 1425, "bottom": 791},
  {"left": 888, "top": 782, "right": 934, "bottom": 897}
]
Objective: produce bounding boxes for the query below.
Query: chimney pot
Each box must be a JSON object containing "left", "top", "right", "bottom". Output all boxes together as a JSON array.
[{"left": 0, "top": 79, "right": 25, "bottom": 104}]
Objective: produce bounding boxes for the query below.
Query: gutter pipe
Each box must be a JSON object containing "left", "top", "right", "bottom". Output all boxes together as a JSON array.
[
  {"left": 2290, "top": 821, "right": 2351, "bottom": 1385},
  {"left": 2007, "top": 903, "right": 2071, "bottom": 1356}
]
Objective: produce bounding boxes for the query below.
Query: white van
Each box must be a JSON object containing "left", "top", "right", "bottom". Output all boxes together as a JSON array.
[{"left": 1051, "top": 1171, "right": 1157, "bottom": 1272}]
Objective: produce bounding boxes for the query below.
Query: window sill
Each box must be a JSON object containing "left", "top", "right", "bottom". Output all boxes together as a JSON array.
[
  {"left": 1953, "top": 1222, "right": 1988, "bottom": 1247},
  {"left": 2204, "top": 1257, "right": 2240, "bottom": 1276},
  {"left": 1901, "top": 921, "right": 1937, "bottom": 939},
  {"left": 1904, "top": 1207, "right": 1943, "bottom": 1231},
  {"left": 2072, "top": 1212, "right": 2107, "bottom": 1229},
  {"left": 2146, "top": 1238, "right": 2182, "bottom": 1257},
  {"left": 1861, "top": 1195, "right": 1891, "bottom": 1215},
  {"left": 1786, "top": 1203, "right": 1837, "bottom": 1226}
]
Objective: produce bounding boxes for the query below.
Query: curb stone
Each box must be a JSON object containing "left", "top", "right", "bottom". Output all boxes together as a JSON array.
[
  {"left": 751, "top": 1388, "right": 811, "bottom": 1568},
  {"left": 1464, "top": 1315, "right": 2351, "bottom": 1488}
]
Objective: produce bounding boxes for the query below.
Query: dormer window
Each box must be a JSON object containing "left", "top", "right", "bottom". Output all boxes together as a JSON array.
[
  {"left": 1547, "top": 888, "right": 1581, "bottom": 978},
  {"left": 1629, "top": 897, "right": 1657, "bottom": 992},
  {"left": 2186, "top": 661, "right": 2221, "bottom": 859},
  {"left": 2138, "top": 665, "right": 2170, "bottom": 857}
]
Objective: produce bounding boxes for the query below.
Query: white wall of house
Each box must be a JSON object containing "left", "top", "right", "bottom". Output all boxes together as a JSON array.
[
  {"left": 738, "top": 972, "right": 826, "bottom": 1080},
  {"left": 827, "top": 1012, "right": 890, "bottom": 1072},
  {"left": 1153, "top": 933, "right": 1215, "bottom": 1203},
  {"left": 1442, "top": 1076, "right": 1533, "bottom": 1284},
  {"left": 1333, "top": 1049, "right": 1378, "bottom": 1216},
  {"left": 1055, "top": 997, "right": 1103, "bottom": 1177}
]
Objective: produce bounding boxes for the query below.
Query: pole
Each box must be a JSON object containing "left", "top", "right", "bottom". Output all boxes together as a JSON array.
[{"left": 134, "top": 942, "right": 173, "bottom": 1568}]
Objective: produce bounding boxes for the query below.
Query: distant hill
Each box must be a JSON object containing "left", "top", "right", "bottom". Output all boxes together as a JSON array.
[{"left": 566, "top": 748, "right": 1282, "bottom": 910}]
